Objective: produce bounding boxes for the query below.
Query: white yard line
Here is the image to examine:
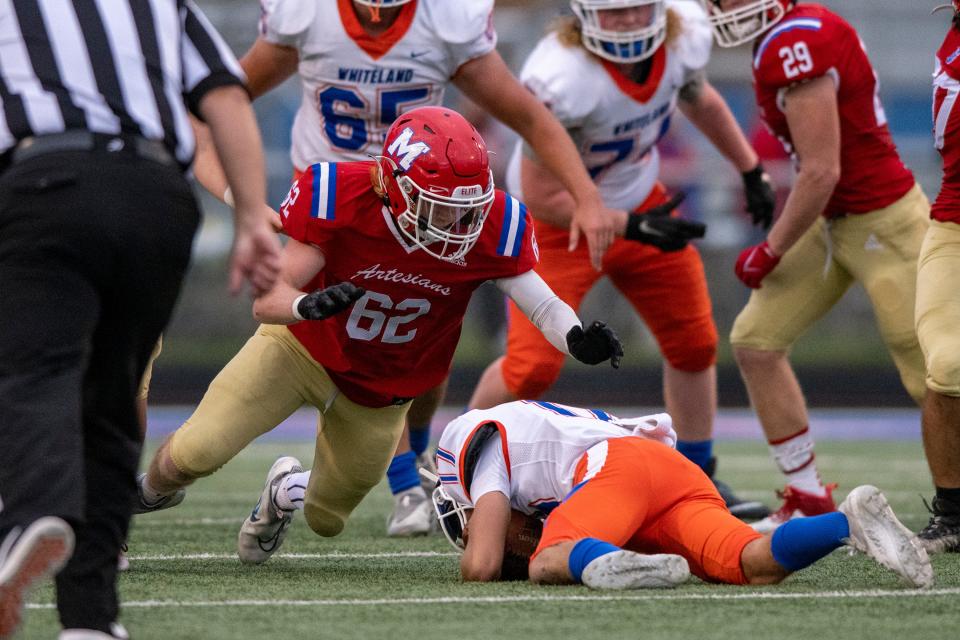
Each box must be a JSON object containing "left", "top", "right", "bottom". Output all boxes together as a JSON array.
[
  {"left": 26, "top": 588, "right": 960, "bottom": 610},
  {"left": 126, "top": 551, "right": 458, "bottom": 560}
]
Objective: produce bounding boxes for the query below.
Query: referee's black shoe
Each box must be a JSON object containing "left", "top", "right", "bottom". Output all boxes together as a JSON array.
[
  {"left": 705, "top": 457, "right": 771, "bottom": 521},
  {"left": 918, "top": 496, "right": 960, "bottom": 553}
]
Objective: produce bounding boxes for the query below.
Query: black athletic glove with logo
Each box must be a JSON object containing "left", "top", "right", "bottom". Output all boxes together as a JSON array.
[
  {"left": 567, "top": 321, "right": 624, "bottom": 369},
  {"left": 742, "top": 164, "right": 776, "bottom": 230},
  {"left": 297, "top": 282, "right": 366, "bottom": 320},
  {"left": 624, "top": 192, "right": 705, "bottom": 251}
]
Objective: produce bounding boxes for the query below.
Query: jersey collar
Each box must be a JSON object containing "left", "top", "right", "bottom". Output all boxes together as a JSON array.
[
  {"left": 338, "top": 0, "right": 418, "bottom": 61},
  {"left": 600, "top": 46, "right": 667, "bottom": 104}
]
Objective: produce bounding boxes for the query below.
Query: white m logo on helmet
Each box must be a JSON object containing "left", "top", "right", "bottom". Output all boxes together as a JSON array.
[{"left": 388, "top": 127, "right": 431, "bottom": 170}]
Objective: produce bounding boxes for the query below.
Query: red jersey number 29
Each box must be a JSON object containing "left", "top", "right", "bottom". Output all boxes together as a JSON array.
[{"left": 780, "top": 42, "right": 813, "bottom": 79}]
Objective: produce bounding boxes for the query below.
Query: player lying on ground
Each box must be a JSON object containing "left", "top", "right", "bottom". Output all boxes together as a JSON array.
[
  {"left": 132, "top": 107, "right": 622, "bottom": 565},
  {"left": 426, "top": 401, "right": 933, "bottom": 588}
]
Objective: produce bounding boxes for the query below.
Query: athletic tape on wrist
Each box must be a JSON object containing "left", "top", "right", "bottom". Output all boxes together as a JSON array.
[{"left": 292, "top": 294, "right": 307, "bottom": 321}]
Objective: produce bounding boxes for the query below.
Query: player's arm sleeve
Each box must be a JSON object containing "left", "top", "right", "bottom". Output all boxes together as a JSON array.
[
  {"left": 430, "top": 0, "right": 498, "bottom": 73},
  {"left": 517, "top": 41, "right": 594, "bottom": 160},
  {"left": 180, "top": 0, "right": 247, "bottom": 118},
  {"left": 279, "top": 163, "right": 338, "bottom": 250},
  {"left": 493, "top": 270, "right": 581, "bottom": 355},
  {"left": 752, "top": 18, "right": 836, "bottom": 95},
  {"left": 258, "top": 0, "right": 314, "bottom": 48},
  {"left": 467, "top": 439, "right": 511, "bottom": 504}
]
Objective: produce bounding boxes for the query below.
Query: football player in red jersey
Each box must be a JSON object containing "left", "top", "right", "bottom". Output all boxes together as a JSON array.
[
  {"left": 184, "top": 0, "right": 619, "bottom": 537},
  {"left": 132, "top": 107, "right": 622, "bottom": 564},
  {"left": 701, "top": 0, "right": 931, "bottom": 531},
  {"left": 915, "top": 1, "right": 960, "bottom": 553}
]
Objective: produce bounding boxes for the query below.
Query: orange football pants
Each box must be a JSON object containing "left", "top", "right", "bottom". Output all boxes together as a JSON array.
[
  {"left": 501, "top": 183, "right": 717, "bottom": 398},
  {"left": 533, "top": 437, "right": 762, "bottom": 585}
]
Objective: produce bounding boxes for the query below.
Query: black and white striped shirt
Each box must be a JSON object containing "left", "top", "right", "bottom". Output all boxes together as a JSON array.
[{"left": 0, "top": 0, "right": 245, "bottom": 167}]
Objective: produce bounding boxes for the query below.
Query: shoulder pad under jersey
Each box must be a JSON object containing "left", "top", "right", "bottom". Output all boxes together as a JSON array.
[
  {"left": 752, "top": 12, "right": 834, "bottom": 89},
  {"left": 666, "top": 0, "right": 712, "bottom": 72},
  {"left": 260, "top": 0, "right": 315, "bottom": 45},
  {"left": 421, "top": 0, "right": 495, "bottom": 45},
  {"left": 520, "top": 33, "right": 600, "bottom": 128}
]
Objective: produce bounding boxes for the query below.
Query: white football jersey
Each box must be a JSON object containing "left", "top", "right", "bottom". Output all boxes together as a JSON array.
[
  {"left": 505, "top": 0, "right": 712, "bottom": 211},
  {"left": 435, "top": 400, "right": 673, "bottom": 517},
  {"left": 260, "top": 0, "right": 496, "bottom": 169}
]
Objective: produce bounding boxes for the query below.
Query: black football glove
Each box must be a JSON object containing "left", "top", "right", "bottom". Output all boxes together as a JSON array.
[
  {"left": 297, "top": 282, "right": 366, "bottom": 320},
  {"left": 566, "top": 321, "right": 623, "bottom": 369},
  {"left": 742, "top": 164, "right": 776, "bottom": 230},
  {"left": 624, "top": 192, "right": 705, "bottom": 252}
]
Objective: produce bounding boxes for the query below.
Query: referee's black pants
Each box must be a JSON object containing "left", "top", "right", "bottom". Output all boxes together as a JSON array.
[{"left": 0, "top": 147, "right": 199, "bottom": 631}]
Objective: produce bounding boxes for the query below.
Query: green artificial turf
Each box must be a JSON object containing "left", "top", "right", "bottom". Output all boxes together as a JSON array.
[{"left": 15, "top": 440, "right": 960, "bottom": 640}]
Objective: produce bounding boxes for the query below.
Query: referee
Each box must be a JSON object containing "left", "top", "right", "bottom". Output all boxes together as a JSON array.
[{"left": 0, "top": 1, "right": 281, "bottom": 638}]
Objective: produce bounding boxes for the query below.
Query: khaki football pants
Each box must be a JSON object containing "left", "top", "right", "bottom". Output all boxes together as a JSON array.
[
  {"left": 168, "top": 323, "right": 410, "bottom": 536},
  {"left": 916, "top": 219, "right": 960, "bottom": 396},
  {"left": 731, "top": 183, "right": 930, "bottom": 404}
]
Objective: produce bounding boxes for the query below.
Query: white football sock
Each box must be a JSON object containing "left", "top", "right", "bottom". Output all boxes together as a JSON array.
[
  {"left": 140, "top": 475, "right": 174, "bottom": 504},
  {"left": 768, "top": 427, "right": 826, "bottom": 496},
  {"left": 275, "top": 471, "right": 310, "bottom": 511}
]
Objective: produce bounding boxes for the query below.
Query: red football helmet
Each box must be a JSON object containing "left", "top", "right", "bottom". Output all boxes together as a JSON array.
[
  {"left": 932, "top": 2, "right": 960, "bottom": 15},
  {"left": 701, "top": 0, "right": 795, "bottom": 48},
  {"left": 377, "top": 106, "right": 495, "bottom": 262}
]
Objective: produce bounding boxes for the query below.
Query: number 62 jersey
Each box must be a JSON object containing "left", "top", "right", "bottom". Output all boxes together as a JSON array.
[
  {"left": 260, "top": 0, "right": 496, "bottom": 171},
  {"left": 279, "top": 161, "right": 537, "bottom": 408},
  {"left": 751, "top": 3, "right": 914, "bottom": 217}
]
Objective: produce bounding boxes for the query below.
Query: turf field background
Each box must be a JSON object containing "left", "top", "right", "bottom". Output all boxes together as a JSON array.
[{"left": 16, "top": 410, "right": 960, "bottom": 640}]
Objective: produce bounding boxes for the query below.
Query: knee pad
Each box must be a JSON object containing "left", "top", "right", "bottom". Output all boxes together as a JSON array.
[
  {"left": 167, "top": 429, "right": 231, "bottom": 480},
  {"left": 303, "top": 503, "right": 346, "bottom": 538},
  {"left": 925, "top": 347, "right": 960, "bottom": 397},
  {"left": 501, "top": 352, "right": 564, "bottom": 399}
]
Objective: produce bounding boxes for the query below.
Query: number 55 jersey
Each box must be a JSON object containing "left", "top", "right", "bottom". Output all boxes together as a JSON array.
[
  {"left": 260, "top": 0, "right": 496, "bottom": 170},
  {"left": 750, "top": 3, "right": 914, "bottom": 217},
  {"left": 280, "top": 161, "right": 537, "bottom": 407}
]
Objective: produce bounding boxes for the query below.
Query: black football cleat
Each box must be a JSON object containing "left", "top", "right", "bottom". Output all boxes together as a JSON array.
[
  {"left": 705, "top": 457, "right": 771, "bottom": 521},
  {"left": 918, "top": 496, "right": 960, "bottom": 554}
]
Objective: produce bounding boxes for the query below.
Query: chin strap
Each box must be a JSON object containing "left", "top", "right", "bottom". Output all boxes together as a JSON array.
[{"left": 369, "top": 0, "right": 382, "bottom": 23}]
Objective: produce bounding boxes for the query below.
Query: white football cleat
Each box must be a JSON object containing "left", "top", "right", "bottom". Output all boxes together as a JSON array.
[
  {"left": 839, "top": 485, "right": 934, "bottom": 589},
  {"left": 580, "top": 550, "right": 690, "bottom": 590},
  {"left": 134, "top": 473, "right": 186, "bottom": 515},
  {"left": 386, "top": 486, "right": 432, "bottom": 537},
  {"left": 0, "top": 517, "right": 75, "bottom": 638},
  {"left": 238, "top": 456, "right": 303, "bottom": 565}
]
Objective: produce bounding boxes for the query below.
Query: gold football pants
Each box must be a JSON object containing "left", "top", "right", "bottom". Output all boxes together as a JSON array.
[
  {"left": 731, "top": 184, "right": 930, "bottom": 403},
  {"left": 168, "top": 323, "right": 410, "bottom": 536}
]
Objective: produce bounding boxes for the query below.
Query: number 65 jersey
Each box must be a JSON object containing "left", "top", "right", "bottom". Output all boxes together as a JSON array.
[
  {"left": 751, "top": 3, "right": 914, "bottom": 217},
  {"left": 279, "top": 161, "right": 537, "bottom": 408},
  {"left": 260, "top": 0, "right": 496, "bottom": 170}
]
